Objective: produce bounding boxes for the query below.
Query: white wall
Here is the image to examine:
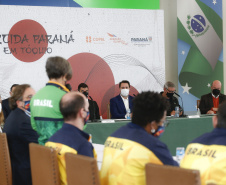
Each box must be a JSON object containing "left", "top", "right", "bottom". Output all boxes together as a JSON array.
[{"left": 160, "top": 0, "right": 178, "bottom": 89}]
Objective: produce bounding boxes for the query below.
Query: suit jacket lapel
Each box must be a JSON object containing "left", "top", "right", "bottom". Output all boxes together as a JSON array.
[{"left": 117, "top": 95, "right": 126, "bottom": 113}]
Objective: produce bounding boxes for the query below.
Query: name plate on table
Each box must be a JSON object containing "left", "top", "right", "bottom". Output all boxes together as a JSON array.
[
  {"left": 187, "top": 115, "right": 200, "bottom": 118},
  {"left": 101, "top": 119, "right": 115, "bottom": 123}
]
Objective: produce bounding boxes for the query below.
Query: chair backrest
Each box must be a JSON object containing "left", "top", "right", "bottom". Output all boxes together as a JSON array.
[
  {"left": 197, "top": 100, "right": 201, "bottom": 110},
  {"left": 65, "top": 153, "right": 100, "bottom": 185},
  {"left": 107, "top": 103, "right": 111, "bottom": 119},
  {"left": 145, "top": 163, "right": 201, "bottom": 185},
  {"left": 29, "top": 143, "right": 60, "bottom": 185},
  {"left": 0, "top": 133, "right": 12, "bottom": 185}
]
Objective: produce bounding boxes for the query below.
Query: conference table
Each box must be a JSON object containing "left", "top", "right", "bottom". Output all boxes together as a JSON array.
[{"left": 84, "top": 115, "right": 213, "bottom": 156}]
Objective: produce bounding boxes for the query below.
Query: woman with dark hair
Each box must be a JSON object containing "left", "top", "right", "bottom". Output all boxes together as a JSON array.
[{"left": 3, "top": 84, "right": 38, "bottom": 185}]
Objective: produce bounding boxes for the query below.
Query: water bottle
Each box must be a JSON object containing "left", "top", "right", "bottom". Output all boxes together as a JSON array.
[
  {"left": 175, "top": 106, "right": 179, "bottom": 117},
  {"left": 176, "top": 147, "right": 185, "bottom": 163},
  {"left": 126, "top": 109, "right": 131, "bottom": 119},
  {"left": 197, "top": 108, "right": 201, "bottom": 116}
]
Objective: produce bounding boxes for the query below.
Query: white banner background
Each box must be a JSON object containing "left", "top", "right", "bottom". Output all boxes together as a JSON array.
[{"left": 0, "top": 5, "right": 165, "bottom": 117}]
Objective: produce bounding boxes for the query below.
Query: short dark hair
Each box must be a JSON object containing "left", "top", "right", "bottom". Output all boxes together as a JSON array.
[
  {"left": 46, "top": 56, "right": 72, "bottom": 81},
  {"left": 132, "top": 91, "right": 169, "bottom": 127},
  {"left": 216, "top": 101, "right": 226, "bottom": 129},
  {"left": 60, "top": 93, "right": 85, "bottom": 121},
  {"left": 78, "top": 83, "right": 88, "bottom": 91},
  {"left": 119, "top": 80, "right": 130, "bottom": 88},
  {"left": 10, "top": 84, "right": 19, "bottom": 92},
  {"left": 9, "top": 84, "right": 30, "bottom": 110}
]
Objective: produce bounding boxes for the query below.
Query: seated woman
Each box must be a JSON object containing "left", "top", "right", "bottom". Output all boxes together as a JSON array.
[{"left": 3, "top": 84, "right": 38, "bottom": 185}]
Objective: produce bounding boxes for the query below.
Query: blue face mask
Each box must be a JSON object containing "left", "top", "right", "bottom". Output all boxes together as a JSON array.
[
  {"left": 24, "top": 100, "right": 31, "bottom": 112},
  {"left": 152, "top": 126, "right": 165, "bottom": 138}
]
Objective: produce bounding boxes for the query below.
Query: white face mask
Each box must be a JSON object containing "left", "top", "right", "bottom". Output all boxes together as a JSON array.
[
  {"left": 0, "top": 103, "right": 2, "bottom": 113},
  {"left": 121, "top": 89, "right": 129, "bottom": 97}
]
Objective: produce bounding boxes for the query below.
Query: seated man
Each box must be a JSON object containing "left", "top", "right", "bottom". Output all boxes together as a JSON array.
[
  {"left": 110, "top": 80, "right": 133, "bottom": 119},
  {"left": 180, "top": 101, "right": 226, "bottom": 185},
  {"left": 101, "top": 91, "right": 178, "bottom": 185},
  {"left": 161, "top": 81, "right": 182, "bottom": 116},
  {"left": 78, "top": 83, "right": 100, "bottom": 121},
  {"left": 45, "top": 91, "right": 96, "bottom": 185},
  {"left": 199, "top": 80, "right": 226, "bottom": 114}
]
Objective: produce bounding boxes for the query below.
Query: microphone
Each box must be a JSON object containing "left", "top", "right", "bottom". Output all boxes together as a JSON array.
[{"left": 174, "top": 92, "right": 180, "bottom": 97}]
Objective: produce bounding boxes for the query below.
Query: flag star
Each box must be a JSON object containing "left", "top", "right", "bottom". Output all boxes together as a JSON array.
[
  {"left": 182, "top": 83, "right": 192, "bottom": 94},
  {"left": 213, "top": 0, "right": 217, "bottom": 5},
  {"left": 207, "top": 83, "right": 211, "bottom": 87},
  {"left": 181, "top": 51, "right": 185, "bottom": 55}
]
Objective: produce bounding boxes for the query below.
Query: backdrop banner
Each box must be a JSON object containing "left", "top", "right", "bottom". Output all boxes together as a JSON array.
[
  {"left": 0, "top": 5, "right": 165, "bottom": 118},
  {"left": 177, "top": 0, "right": 223, "bottom": 112}
]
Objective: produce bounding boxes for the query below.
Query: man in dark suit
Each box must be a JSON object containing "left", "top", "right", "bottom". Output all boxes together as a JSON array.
[
  {"left": 3, "top": 84, "right": 38, "bottom": 185},
  {"left": 78, "top": 83, "right": 100, "bottom": 121},
  {"left": 2, "top": 84, "right": 19, "bottom": 120},
  {"left": 199, "top": 80, "right": 226, "bottom": 114},
  {"left": 110, "top": 80, "right": 134, "bottom": 119}
]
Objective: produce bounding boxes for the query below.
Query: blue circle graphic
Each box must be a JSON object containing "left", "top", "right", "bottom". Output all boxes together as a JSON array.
[{"left": 191, "top": 15, "right": 206, "bottom": 33}]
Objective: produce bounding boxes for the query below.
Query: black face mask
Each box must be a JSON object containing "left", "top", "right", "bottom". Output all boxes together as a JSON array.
[
  {"left": 212, "top": 89, "right": 220, "bottom": 96},
  {"left": 83, "top": 91, "right": 89, "bottom": 98},
  {"left": 166, "top": 92, "right": 174, "bottom": 99}
]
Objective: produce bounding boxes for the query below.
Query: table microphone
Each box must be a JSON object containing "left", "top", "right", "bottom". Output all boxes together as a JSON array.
[{"left": 174, "top": 92, "right": 180, "bottom": 97}]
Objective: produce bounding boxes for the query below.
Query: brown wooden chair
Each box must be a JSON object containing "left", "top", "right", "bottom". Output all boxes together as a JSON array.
[
  {"left": 107, "top": 103, "right": 111, "bottom": 119},
  {"left": 0, "top": 133, "right": 12, "bottom": 185},
  {"left": 197, "top": 100, "right": 201, "bottom": 110},
  {"left": 29, "top": 143, "right": 60, "bottom": 185},
  {"left": 145, "top": 163, "right": 201, "bottom": 185},
  {"left": 65, "top": 153, "right": 100, "bottom": 185}
]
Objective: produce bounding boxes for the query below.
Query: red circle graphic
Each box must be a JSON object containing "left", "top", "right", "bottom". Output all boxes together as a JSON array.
[
  {"left": 8, "top": 19, "right": 48, "bottom": 62},
  {"left": 68, "top": 52, "right": 115, "bottom": 118}
]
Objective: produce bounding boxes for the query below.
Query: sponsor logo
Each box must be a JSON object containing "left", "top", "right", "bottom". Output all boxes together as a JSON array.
[
  {"left": 86, "top": 36, "right": 105, "bottom": 44},
  {"left": 130, "top": 36, "right": 152, "bottom": 46},
  {"left": 186, "top": 14, "right": 210, "bottom": 38},
  {"left": 107, "top": 33, "right": 128, "bottom": 45}
]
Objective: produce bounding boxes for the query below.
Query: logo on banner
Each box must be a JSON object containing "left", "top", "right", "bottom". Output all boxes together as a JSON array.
[
  {"left": 107, "top": 33, "right": 128, "bottom": 45},
  {"left": 86, "top": 36, "right": 105, "bottom": 44},
  {"left": 186, "top": 15, "right": 210, "bottom": 37},
  {"left": 0, "top": 19, "right": 74, "bottom": 63},
  {"left": 131, "top": 36, "right": 152, "bottom": 46}
]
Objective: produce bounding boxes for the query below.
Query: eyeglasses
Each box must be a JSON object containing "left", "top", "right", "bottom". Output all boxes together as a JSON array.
[
  {"left": 25, "top": 95, "right": 33, "bottom": 99},
  {"left": 166, "top": 88, "right": 175, "bottom": 94}
]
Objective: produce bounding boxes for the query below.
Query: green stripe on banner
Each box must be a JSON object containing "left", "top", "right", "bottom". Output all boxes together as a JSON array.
[
  {"left": 196, "top": 0, "right": 223, "bottom": 41},
  {"left": 74, "top": 0, "right": 159, "bottom": 9}
]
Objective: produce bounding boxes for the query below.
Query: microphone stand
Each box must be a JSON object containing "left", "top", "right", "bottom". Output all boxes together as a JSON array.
[
  {"left": 174, "top": 92, "right": 186, "bottom": 117},
  {"left": 89, "top": 96, "right": 96, "bottom": 121}
]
